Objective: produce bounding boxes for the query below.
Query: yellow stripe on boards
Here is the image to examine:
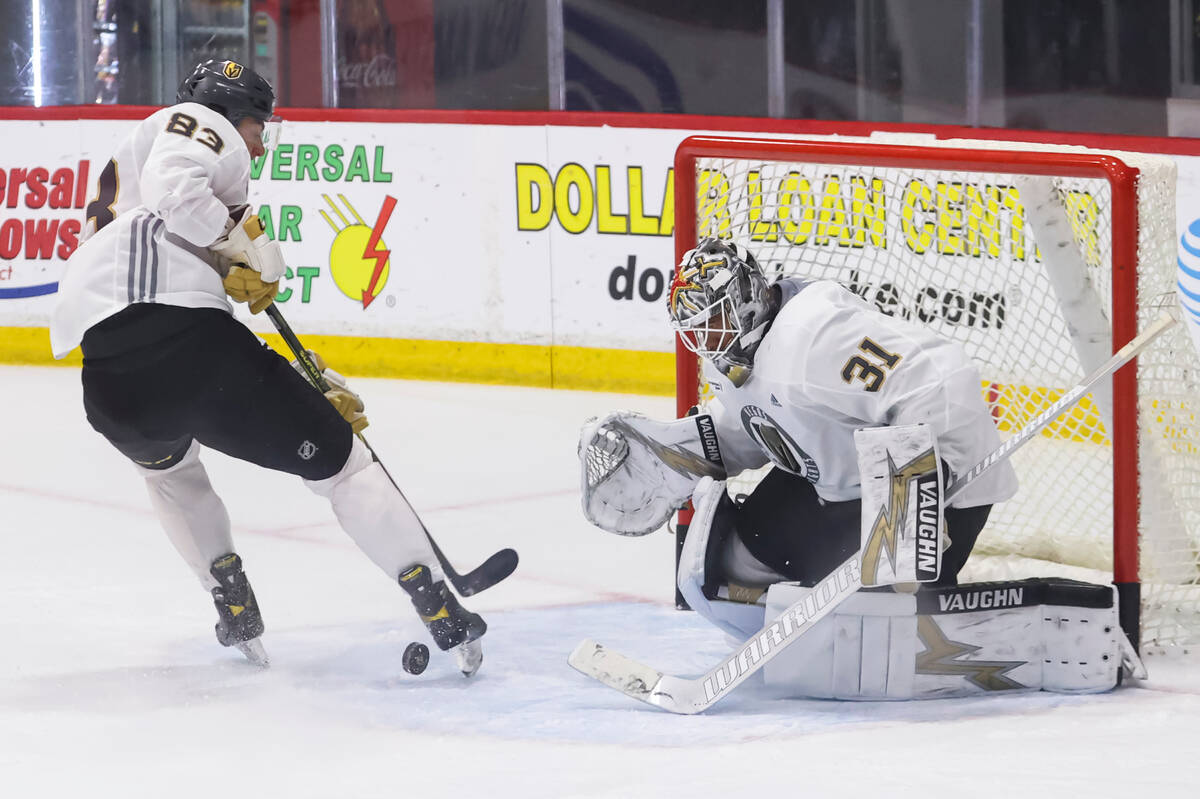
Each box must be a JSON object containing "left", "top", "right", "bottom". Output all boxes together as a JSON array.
[
  {"left": 0, "top": 326, "right": 81, "bottom": 366},
  {"left": 1, "top": 326, "right": 675, "bottom": 395},
  {"left": 256, "top": 334, "right": 677, "bottom": 395},
  {"left": 551, "top": 344, "right": 675, "bottom": 395}
]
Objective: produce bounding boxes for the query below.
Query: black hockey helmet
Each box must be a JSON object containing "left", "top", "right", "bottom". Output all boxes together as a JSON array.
[{"left": 176, "top": 59, "right": 275, "bottom": 127}]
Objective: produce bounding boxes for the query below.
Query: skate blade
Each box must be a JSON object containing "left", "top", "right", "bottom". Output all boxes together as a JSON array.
[
  {"left": 235, "top": 638, "right": 270, "bottom": 668},
  {"left": 453, "top": 639, "right": 482, "bottom": 677}
]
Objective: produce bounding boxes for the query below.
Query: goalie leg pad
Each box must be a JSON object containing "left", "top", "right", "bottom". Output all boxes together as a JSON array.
[
  {"left": 761, "top": 588, "right": 918, "bottom": 699},
  {"left": 761, "top": 578, "right": 1131, "bottom": 700},
  {"left": 677, "top": 477, "right": 767, "bottom": 640}
]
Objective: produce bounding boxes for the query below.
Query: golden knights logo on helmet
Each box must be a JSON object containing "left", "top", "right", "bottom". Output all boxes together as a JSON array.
[
  {"left": 668, "top": 251, "right": 725, "bottom": 319},
  {"left": 177, "top": 59, "right": 276, "bottom": 129}
]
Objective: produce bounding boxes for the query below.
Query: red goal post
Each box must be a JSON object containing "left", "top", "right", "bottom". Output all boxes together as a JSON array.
[{"left": 672, "top": 134, "right": 1199, "bottom": 653}]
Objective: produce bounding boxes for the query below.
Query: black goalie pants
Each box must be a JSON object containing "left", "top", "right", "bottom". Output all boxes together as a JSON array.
[
  {"left": 733, "top": 467, "right": 991, "bottom": 587},
  {"left": 80, "top": 303, "right": 352, "bottom": 480}
]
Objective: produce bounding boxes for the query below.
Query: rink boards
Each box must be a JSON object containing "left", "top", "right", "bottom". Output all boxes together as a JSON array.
[{"left": 3, "top": 110, "right": 1200, "bottom": 399}]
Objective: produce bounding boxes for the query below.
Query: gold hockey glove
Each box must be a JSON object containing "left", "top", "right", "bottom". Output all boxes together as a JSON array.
[
  {"left": 291, "top": 349, "right": 369, "bottom": 433},
  {"left": 223, "top": 264, "right": 279, "bottom": 314}
]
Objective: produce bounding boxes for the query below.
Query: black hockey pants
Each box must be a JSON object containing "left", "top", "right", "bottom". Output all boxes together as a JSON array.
[
  {"left": 80, "top": 303, "right": 352, "bottom": 480},
  {"left": 733, "top": 467, "right": 991, "bottom": 587}
]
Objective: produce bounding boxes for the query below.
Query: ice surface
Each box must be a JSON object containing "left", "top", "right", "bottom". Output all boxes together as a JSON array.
[{"left": 2, "top": 365, "right": 1198, "bottom": 798}]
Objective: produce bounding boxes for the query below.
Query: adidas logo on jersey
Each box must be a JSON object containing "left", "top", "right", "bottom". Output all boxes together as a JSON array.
[{"left": 770, "top": 394, "right": 781, "bottom": 407}]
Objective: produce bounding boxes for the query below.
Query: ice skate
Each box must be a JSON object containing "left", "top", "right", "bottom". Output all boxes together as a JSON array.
[
  {"left": 210, "top": 553, "right": 269, "bottom": 667},
  {"left": 398, "top": 564, "right": 487, "bottom": 677}
]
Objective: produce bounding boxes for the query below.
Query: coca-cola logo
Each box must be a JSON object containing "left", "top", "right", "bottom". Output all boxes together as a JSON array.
[{"left": 338, "top": 54, "right": 397, "bottom": 89}]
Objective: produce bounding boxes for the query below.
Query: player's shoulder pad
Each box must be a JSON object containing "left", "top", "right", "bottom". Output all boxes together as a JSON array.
[{"left": 754, "top": 280, "right": 841, "bottom": 367}]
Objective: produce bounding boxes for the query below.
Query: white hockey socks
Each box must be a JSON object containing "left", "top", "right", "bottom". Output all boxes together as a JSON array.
[
  {"left": 305, "top": 437, "right": 444, "bottom": 582},
  {"left": 137, "top": 440, "right": 234, "bottom": 592}
]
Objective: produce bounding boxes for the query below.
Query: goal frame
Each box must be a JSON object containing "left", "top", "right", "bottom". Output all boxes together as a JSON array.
[{"left": 671, "top": 135, "right": 1143, "bottom": 644}]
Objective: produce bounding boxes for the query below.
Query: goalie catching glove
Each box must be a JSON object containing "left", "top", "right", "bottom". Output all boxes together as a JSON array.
[
  {"left": 579, "top": 411, "right": 726, "bottom": 535},
  {"left": 291, "top": 349, "right": 369, "bottom": 433},
  {"left": 212, "top": 205, "right": 285, "bottom": 313}
]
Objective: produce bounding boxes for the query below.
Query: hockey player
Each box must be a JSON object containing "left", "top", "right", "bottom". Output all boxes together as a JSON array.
[
  {"left": 49, "top": 59, "right": 487, "bottom": 675},
  {"left": 577, "top": 238, "right": 1142, "bottom": 700},
  {"left": 665, "top": 237, "right": 1018, "bottom": 594}
]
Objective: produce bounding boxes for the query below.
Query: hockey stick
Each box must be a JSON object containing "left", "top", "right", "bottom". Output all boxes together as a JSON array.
[
  {"left": 569, "top": 310, "right": 1177, "bottom": 713},
  {"left": 264, "top": 304, "right": 519, "bottom": 596},
  {"left": 945, "top": 310, "right": 1175, "bottom": 501}
]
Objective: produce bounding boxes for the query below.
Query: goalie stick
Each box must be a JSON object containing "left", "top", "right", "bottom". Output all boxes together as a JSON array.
[
  {"left": 569, "top": 310, "right": 1177, "bottom": 714},
  {"left": 265, "top": 304, "right": 519, "bottom": 597}
]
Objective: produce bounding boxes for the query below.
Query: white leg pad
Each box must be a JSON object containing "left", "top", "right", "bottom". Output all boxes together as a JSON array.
[
  {"left": 136, "top": 440, "right": 232, "bottom": 592},
  {"left": 763, "top": 588, "right": 917, "bottom": 699},
  {"left": 676, "top": 477, "right": 766, "bottom": 640},
  {"left": 1039, "top": 605, "right": 1128, "bottom": 693},
  {"left": 762, "top": 579, "right": 1129, "bottom": 700},
  {"left": 305, "top": 437, "right": 442, "bottom": 582}
]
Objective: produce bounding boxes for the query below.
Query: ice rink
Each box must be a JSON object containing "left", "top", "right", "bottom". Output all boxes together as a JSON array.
[{"left": 3, "top": 364, "right": 1199, "bottom": 798}]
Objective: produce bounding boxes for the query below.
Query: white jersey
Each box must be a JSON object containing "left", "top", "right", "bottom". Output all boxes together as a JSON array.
[
  {"left": 51, "top": 103, "right": 251, "bottom": 358},
  {"left": 707, "top": 279, "right": 1018, "bottom": 509}
]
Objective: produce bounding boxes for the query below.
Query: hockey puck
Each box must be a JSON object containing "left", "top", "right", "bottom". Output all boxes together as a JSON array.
[{"left": 402, "top": 642, "right": 429, "bottom": 675}]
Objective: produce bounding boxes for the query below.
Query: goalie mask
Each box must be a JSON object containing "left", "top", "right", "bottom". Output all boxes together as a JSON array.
[{"left": 668, "top": 238, "right": 773, "bottom": 387}]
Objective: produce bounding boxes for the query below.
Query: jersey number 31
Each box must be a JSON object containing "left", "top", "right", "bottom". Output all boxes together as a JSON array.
[{"left": 841, "top": 337, "right": 902, "bottom": 392}]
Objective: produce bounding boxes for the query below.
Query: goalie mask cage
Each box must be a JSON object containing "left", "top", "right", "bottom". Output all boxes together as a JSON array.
[{"left": 673, "top": 134, "right": 1200, "bottom": 654}]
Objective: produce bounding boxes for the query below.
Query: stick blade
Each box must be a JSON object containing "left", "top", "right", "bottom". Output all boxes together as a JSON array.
[
  {"left": 569, "top": 638, "right": 680, "bottom": 710},
  {"left": 455, "top": 548, "right": 519, "bottom": 596}
]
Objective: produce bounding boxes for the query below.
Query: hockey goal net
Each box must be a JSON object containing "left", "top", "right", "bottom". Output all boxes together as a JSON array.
[{"left": 674, "top": 134, "right": 1200, "bottom": 654}]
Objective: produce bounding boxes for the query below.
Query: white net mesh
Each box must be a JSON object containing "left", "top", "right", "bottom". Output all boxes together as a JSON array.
[{"left": 684, "top": 135, "right": 1200, "bottom": 653}]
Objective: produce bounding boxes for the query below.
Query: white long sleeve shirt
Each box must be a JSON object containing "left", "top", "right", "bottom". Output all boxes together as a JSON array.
[{"left": 51, "top": 102, "right": 251, "bottom": 357}]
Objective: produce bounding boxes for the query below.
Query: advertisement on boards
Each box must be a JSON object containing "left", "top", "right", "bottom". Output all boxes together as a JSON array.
[{"left": 2, "top": 113, "right": 1200, "bottom": 393}]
